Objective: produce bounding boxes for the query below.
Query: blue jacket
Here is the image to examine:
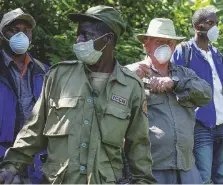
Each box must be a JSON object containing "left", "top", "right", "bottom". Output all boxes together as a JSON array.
[
  {"left": 0, "top": 50, "right": 49, "bottom": 183},
  {"left": 172, "top": 38, "right": 223, "bottom": 128}
]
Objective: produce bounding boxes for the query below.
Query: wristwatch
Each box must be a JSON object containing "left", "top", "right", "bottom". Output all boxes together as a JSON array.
[{"left": 172, "top": 76, "right": 179, "bottom": 88}]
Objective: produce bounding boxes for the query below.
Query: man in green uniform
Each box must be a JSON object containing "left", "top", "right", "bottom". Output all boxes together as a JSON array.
[{"left": 0, "top": 5, "right": 156, "bottom": 184}]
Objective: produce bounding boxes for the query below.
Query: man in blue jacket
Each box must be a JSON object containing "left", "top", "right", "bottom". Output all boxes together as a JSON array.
[
  {"left": 172, "top": 7, "right": 223, "bottom": 184},
  {"left": 0, "top": 8, "right": 48, "bottom": 183}
]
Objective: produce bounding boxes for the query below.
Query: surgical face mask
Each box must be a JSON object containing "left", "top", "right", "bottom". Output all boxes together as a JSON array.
[
  {"left": 9, "top": 32, "right": 30, "bottom": 54},
  {"left": 73, "top": 34, "right": 108, "bottom": 65},
  {"left": 207, "top": 25, "right": 219, "bottom": 42},
  {"left": 154, "top": 44, "right": 172, "bottom": 64}
]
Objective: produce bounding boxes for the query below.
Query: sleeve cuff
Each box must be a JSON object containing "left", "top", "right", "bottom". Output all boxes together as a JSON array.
[{"left": 1, "top": 164, "right": 18, "bottom": 174}]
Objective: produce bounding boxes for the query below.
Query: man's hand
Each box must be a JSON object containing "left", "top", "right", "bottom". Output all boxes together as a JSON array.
[
  {"left": 149, "top": 77, "right": 174, "bottom": 93},
  {"left": 136, "top": 64, "right": 152, "bottom": 79},
  {"left": 126, "top": 58, "right": 152, "bottom": 79},
  {"left": 0, "top": 164, "right": 18, "bottom": 184},
  {"left": 0, "top": 169, "right": 16, "bottom": 184}
]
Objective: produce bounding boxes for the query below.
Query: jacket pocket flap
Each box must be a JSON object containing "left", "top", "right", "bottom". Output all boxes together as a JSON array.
[
  {"left": 50, "top": 97, "right": 79, "bottom": 109},
  {"left": 105, "top": 104, "right": 130, "bottom": 119},
  {"left": 43, "top": 118, "right": 70, "bottom": 136}
]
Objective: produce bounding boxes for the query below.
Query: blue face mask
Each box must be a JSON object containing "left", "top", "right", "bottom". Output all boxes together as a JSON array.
[{"left": 9, "top": 32, "right": 29, "bottom": 54}]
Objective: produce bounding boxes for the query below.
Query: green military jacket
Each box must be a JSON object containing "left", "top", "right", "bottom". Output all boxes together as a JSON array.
[{"left": 4, "top": 61, "right": 156, "bottom": 184}]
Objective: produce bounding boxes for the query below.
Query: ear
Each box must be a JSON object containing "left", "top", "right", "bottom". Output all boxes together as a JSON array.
[
  {"left": 104, "top": 32, "right": 115, "bottom": 44},
  {"left": 143, "top": 38, "right": 150, "bottom": 48}
]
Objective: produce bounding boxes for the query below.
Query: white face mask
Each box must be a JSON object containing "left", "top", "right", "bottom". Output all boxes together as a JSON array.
[
  {"left": 154, "top": 44, "right": 172, "bottom": 64},
  {"left": 207, "top": 25, "right": 219, "bottom": 42},
  {"left": 9, "top": 32, "right": 30, "bottom": 54},
  {"left": 73, "top": 34, "right": 108, "bottom": 65}
]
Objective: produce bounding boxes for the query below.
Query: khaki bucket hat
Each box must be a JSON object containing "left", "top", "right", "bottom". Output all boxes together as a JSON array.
[
  {"left": 0, "top": 8, "right": 36, "bottom": 32},
  {"left": 137, "top": 18, "right": 186, "bottom": 43}
]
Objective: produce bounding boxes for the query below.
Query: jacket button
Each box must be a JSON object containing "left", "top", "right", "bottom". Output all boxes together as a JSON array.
[
  {"left": 81, "top": 143, "right": 87, "bottom": 148},
  {"left": 87, "top": 97, "right": 93, "bottom": 103},
  {"left": 80, "top": 165, "right": 86, "bottom": 172},
  {"left": 84, "top": 120, "right": 89, "bottom": 125}
]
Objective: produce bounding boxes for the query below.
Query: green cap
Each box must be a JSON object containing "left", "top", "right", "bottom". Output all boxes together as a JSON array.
[{"left": 68, "top": 5, "right": 126, "bottom": 39}]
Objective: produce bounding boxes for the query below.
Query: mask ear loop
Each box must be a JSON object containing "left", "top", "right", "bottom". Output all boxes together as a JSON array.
[
  {"left": 94, "top": 32, "right": 114, "bottom": 45},
  {"left": 0, "top": 30, "right": 9, "bottom": 42},
  {"left": 94, "top": 32, "right": 113, "bottom": 52},
  {"left": 99, "top": 42, "right": 107, "bottom": 51},
  {"left": 93, "top": 32, "right": 111, "bottom": 42},
  {"left": 0, "top": 30, "right": 31, "bottom": 45},
  {"left": 196, "top": 30, "right": 208, "bottom": 34},
  {"left": 83, "top": 33, "right": 112, "bottom": 70}
]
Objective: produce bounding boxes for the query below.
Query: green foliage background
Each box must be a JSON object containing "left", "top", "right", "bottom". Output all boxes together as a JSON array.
[{"left": 0, "top": 0, "right": 222, "bottom": 65}]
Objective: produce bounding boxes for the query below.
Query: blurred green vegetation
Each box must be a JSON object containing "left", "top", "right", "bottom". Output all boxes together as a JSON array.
[{"left": 0, "top": 0, "right": 222, "bottom": 65}]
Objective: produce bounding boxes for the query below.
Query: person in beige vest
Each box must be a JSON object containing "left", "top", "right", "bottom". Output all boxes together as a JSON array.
[{"left": 0, "top": 5, "right": 156, "bottom": 184}]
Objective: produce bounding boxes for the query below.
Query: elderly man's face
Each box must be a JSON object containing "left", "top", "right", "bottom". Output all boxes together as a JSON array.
[
  {"left": 76, "top": 21, "right": 108, "bottom": 51},
  {"left": 143, "top": 37, "right": 176, "bottom": 56},
  {"left": 3, "top": 19, "right": 32, "bottom": 40}
]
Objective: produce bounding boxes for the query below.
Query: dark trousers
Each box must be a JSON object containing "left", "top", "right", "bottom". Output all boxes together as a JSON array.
[{"left": 194, "top": 121, "right": 223, "bottom": 184}]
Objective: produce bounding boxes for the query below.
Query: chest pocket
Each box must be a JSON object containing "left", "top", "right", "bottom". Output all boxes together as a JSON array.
[
  {"left": 147, "top": 93, "right": 165, "bottom": 106},
  {"left": 44, "top": 97, "right": 79, "bottom": 136},
  {"left": 100, "top": 104, "right": 130, "bottom": 147},
  {"left": 43, "top": 97, "right": 79, "bottom": 163},
  {"left": 147, "top": 93, "right": 165, "bottom": 122}
]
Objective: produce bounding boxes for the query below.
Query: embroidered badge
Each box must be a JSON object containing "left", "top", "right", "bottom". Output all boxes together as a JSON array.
[
  {"left": 142, "top": 99, "right": 148, "bottom": 117},
  {"left": 111, "top": 94, "right": 127, "bottom": 106}
]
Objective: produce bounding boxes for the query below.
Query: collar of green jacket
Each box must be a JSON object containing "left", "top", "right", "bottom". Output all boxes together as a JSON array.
[{"left": 109, "top": 61, "right": 128, "bottom": 86}]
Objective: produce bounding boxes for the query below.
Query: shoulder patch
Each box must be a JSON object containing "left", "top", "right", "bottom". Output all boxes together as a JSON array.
[
  {"left": 50, "top": 60, "right": 80, "bottom": 70},
  {"left": 142, "top": 99, "right": 148, "bottom": 118}
]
